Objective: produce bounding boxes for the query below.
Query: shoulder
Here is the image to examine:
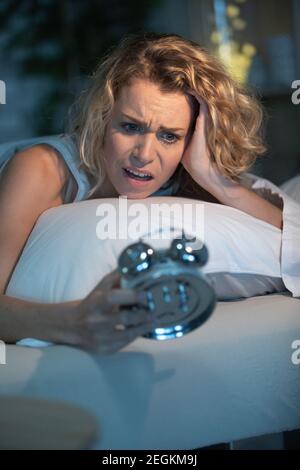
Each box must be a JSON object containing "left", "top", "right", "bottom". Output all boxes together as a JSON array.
[{"left": 0, "top": 143, "right": 70, "bottom": 205}]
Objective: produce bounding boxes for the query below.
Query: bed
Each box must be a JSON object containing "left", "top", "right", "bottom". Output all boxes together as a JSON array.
[
  {"left": 0, "top": 170, "right": 299, "bottom": 449},
  {"left": 1, "top": 291, "right": 299, "bottom": 449}
]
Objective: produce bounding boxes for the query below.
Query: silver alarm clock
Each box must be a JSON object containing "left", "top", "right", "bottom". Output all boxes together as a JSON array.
[{"left": 117, "top": 229, "right": 216, "bottom": 340}]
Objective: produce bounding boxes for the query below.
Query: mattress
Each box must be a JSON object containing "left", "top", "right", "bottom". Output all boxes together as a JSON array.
[{"left": 0, "top": 292, "right": 299, "bottom": 450}]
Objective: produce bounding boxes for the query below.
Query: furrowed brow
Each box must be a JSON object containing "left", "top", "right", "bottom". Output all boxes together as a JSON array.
[{"left": 121, "top": 112, "right": 185, "bottom": 133}]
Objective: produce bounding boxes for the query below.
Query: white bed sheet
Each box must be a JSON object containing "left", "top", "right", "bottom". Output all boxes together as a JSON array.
[{"left": 0, "top": 293, "right": 299, "bottom": 450}]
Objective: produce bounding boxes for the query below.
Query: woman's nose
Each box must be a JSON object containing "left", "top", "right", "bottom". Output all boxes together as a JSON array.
[{"left": 130, "top": 134, "right": 155, "bottom": 166}]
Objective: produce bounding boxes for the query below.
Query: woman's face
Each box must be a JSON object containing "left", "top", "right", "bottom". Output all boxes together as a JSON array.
[{"left": 100, "top": 77, "right": 196, "bottom": 199}]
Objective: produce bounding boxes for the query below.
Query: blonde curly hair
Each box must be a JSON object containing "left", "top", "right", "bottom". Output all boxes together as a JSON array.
[{"left": 68, "top": 31, "right": 266, "bottom": 201}]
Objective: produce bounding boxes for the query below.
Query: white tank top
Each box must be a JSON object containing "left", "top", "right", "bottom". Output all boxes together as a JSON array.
[{"left": 0, "top": 134, "right": 91, "bottom": 203}]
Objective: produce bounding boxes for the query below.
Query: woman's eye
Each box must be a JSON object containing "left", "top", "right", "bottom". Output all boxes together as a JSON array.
[
  {"left": 121, "top": 122, "right": 178, "bottom": 145},
  {"left": 121, "top": 122, "right": 140, "bottom": 133},
  {"left": 161, "top": 132, "right": 178, "bottom": 144}
]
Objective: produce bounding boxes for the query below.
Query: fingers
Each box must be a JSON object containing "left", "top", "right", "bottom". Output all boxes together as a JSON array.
[
  {"left": 86, "top": 320, "right": 154, "bottom": 355},
  {"left": 99, "top": 270, "right": 145, "bottom": 305},
  {"left": 110, "top": 321, "right": 154, "bottom": 349},
  {"left": 187, "top": 90, "right": 208, "bottom": 113},
  {"left": 99, "top": 268, "right": 121, "bottom": 289},
  {"left": 106, "top": 288, "right": 139, "bottom": 305},
  {"left": 118, "top": 321, "right": 153, "bottom": 340},
  {"left": 97, "top": 269, "right": 138, "bottom": 311},
  {"left": 92, "top": 270, "right": 150, "bottom": 318},
  {"left": 114, "top": 307, "right": 154, "bottom": 327},
  {"left": 98, "top": 270, "right": 151, "bottom": 306}
]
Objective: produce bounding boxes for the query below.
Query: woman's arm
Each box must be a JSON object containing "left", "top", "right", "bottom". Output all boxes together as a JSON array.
[
  {"left": 0, "top": 294, "right": 79, "bottom": 344},
  {"left": 0, "top": 274, "right": 152, "bottom": 352},
  {"left": 191, "top": 162, "right": 283, "bottom": 229},
  {"left": 0, "top": 147, "right": 152, "bottom": 352}
]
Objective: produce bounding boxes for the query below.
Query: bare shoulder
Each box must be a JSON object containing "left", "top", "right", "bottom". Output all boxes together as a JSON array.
[
  {"left": 0, "top": 143, "right": 72, "bottom": 294},
  {"left": 0, "top": 143, "right": 70, "bottom": 205}
]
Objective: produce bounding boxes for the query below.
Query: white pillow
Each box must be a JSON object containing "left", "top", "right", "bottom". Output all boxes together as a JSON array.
[
  {"left": 6, "top": 196, "right": 286, "bottom": 303},
  {"left": 280, "top": 174, "right": 300, "bottom": 204}
]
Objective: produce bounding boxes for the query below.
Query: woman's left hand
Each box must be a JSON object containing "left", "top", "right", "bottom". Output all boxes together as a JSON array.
[{"left": 181, "top": 91, "right": 214, "bottom": 189}]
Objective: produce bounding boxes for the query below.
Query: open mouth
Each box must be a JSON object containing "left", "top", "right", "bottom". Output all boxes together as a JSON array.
[{"left": 123, "top": 168, "right": 154, "bottom": 182}]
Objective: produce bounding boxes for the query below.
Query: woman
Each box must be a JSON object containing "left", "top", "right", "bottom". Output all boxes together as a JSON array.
[{"left": 0, "top": 32, "right": 284, "bottom": 355}]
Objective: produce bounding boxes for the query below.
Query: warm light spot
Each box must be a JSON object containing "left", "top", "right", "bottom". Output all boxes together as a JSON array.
[
  {"left": 219, "top": 43, "right": 232, "bottom": 57},
  {"left": 232, "top": 18, "right": 246, "bottom": 30},
  {"left": 227, "top": 4, "right": 240, "bottom": 18},
  {"left": 209, "top": 0, "right": 255, "bottom": 84},
  {"left": 210, "top": 30, "right": 221, "bottom": 44},
  {"left": 242, "top": 43, "right": 256, "bottom": 56}
]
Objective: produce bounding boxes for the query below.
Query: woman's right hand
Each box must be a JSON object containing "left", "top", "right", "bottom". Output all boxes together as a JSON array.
[{"left": 67, "top": 269, "right": 153, "bottom": 355}]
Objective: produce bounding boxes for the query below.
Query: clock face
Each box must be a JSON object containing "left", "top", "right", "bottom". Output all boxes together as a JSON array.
[
  {"left": 140, "top": 274, "right": 216, "bottom": 340},
  {"left": 118, "top": 236, "right": 216, "bottom": 340}
]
